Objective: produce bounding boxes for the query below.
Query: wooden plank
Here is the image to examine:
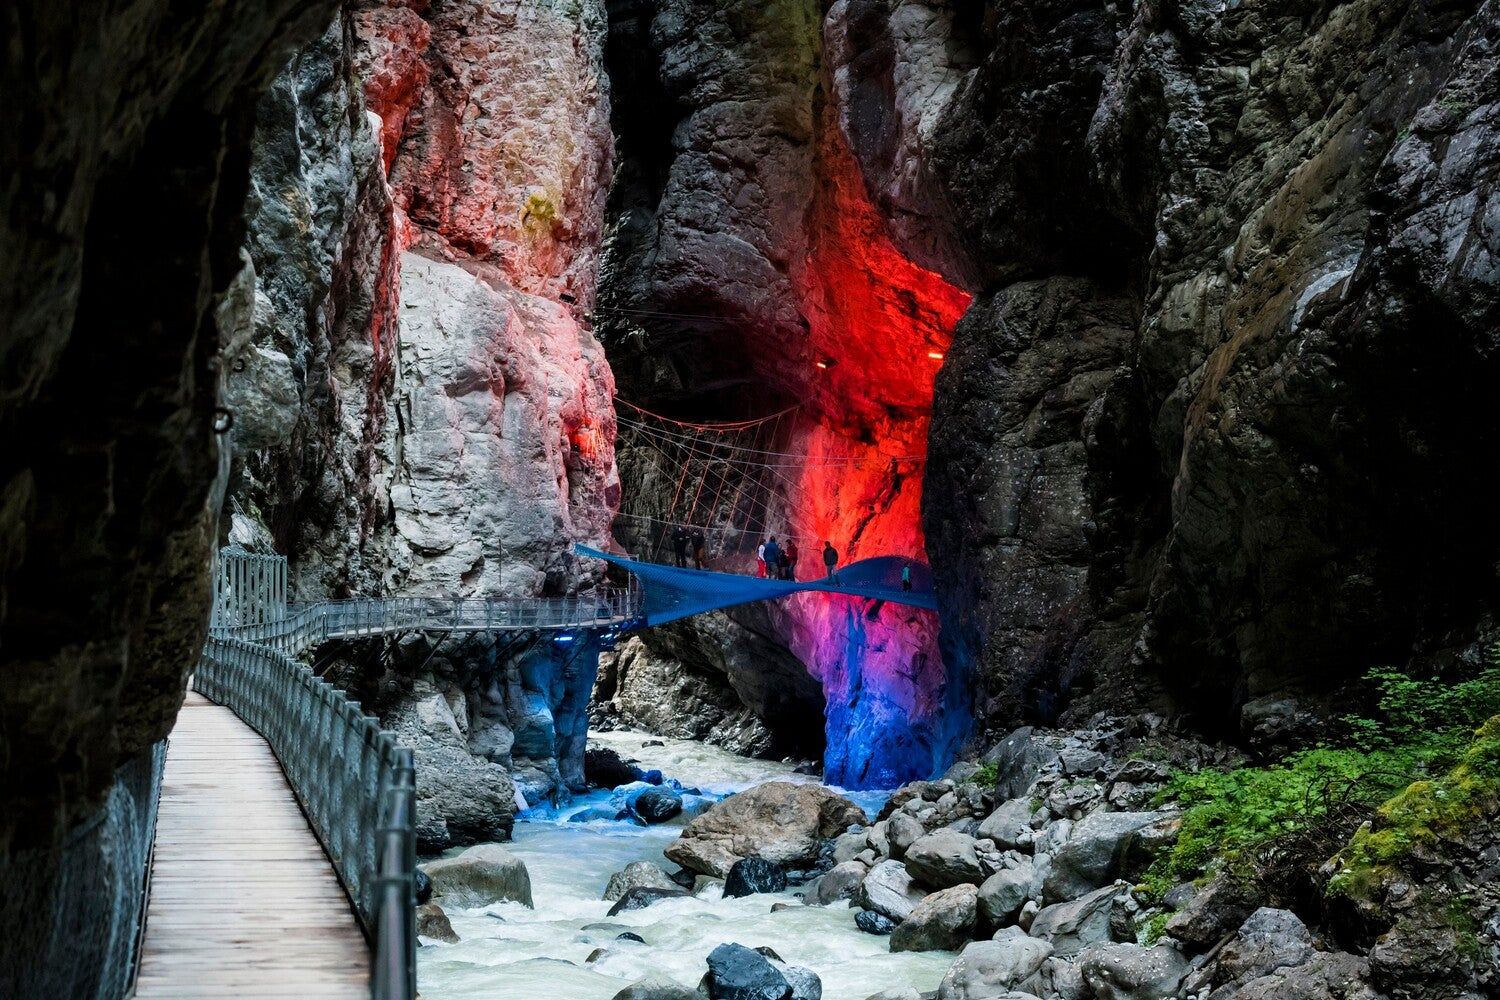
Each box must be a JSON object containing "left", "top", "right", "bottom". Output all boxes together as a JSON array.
[{"left": 134, "top": 695, "right": 369, "bottom": 999}]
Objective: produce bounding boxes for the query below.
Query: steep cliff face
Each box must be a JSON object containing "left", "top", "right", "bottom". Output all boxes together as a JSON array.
[
  {"left": 0, "top": 0, "right": 336, "bottom": 992},
  {"left": 225, "top": 0, "right": 621, "bottom": 840},
  {"left": 599, "top": 0, "right": 972, "bottom": 786},
  {"left": 923, "top": 0, "right": 1500, "bottom": 737}
]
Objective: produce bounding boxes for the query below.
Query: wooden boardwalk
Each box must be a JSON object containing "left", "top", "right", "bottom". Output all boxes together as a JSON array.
[{"left": 135, "top": 691, "right": 369, "bottom": 998}]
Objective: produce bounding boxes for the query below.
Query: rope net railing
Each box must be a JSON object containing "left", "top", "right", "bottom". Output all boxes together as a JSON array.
[{"left": 612, "top": 399, "right": 923, "bottom": 573}]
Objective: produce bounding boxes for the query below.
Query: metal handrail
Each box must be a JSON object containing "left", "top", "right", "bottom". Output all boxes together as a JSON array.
[
  {"left": 195, "top": 637, "right": 416, "bottom": 1000},
  {"left": 209, "top": 592, "right": 640, "bottom": 655}
]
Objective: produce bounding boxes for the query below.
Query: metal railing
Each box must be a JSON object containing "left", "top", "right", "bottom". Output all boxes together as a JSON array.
[
  {"left": 209, "top": 592, "right": 639, "bottom": 655},
  {"left": 195, "top": 637, "right": 416, "bottom": 1000}
]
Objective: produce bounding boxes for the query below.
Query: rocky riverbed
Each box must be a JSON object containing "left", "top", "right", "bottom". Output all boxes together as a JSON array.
[{"left": 416, "top": 719, "right": 1465, "bottom": 1000}]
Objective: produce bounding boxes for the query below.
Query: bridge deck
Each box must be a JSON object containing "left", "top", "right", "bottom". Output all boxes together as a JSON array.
[{"left": 135, "top": 691, "right": 369, "bottom": 998}]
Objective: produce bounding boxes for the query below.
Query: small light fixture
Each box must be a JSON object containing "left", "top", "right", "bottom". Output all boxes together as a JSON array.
[
  {"left": 816, "top": 356, "right": 836, "bottom": 370},
  {"left": 927, "top": 351, "right": 945, "bottom": 361}
]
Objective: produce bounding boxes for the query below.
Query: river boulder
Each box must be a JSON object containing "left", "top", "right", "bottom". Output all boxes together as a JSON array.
[
  {"left": 813, "top": 860, "right": 867, "bottom": 905},
  {"left": 1077, "top": 943, "right": 1190, "bottom": 1000},
  {"left": 890, "top": 884, "right": 980, "bottom": 952},
  {"left": 1028, "top": 885, "right": 1125, "bottom": 958},
  {"left": 633, "top": 785, "right": 685, "bottom": 823},
  {"left": 977, "top": 800, "right": 1034, "bottom": 851},
  {"left": 664, "top": 782, "right": 866, "bottom": 877},
  {"left": 856, "top": 909, "right": 897, "bottom": 935},
  {"left": 420, "top": 843, "right": 533, "bottom": 909},
  {"left": 586, "top": 746, "right": 643, "bottom": 788},
  {"left": 603, "top": 861, "right": 681, "bottom": 902},
  {"left": 701, "top": 942, "right": 821, "bottom": 1000},
  {"left": 724, "top": 857, "right": 788, "bottom": 898},
  {"left": 612, "top": 976, "right": 702, "bottom": 1000},
  {"left": 935, "top": 933, "right": 1054, "bottom": 999},
  {"left": 904, "top": 829, "right": 986, "bottom": 889},
  {"left": 886, "top": 812, "right": 925, "bottom": 859},
  {"left": 856, "top": 860, "right": 927, "bottom": 923},
  {"left": 1043, "top": 811, "right": 1173, "bottom": 903},
  {"left": 608, "top": 886, "right": 691, "bottom": 915},
  {"left": 415, "top": 902, "right": 458, "bottom": 943},
  {"left": 978, "top": 860, "right": 1032, "bottom": 926}
]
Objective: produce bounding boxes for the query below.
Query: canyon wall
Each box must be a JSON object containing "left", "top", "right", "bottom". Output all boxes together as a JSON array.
[
  {"left": 0, "top": 1, "right": 337, "bottom": 992},
  {"left": 598, "top": 0, "right": 976, "bottom": 787},
  {"left": 921, "top": 0, "right": 1500, "bottom": 741},
  {"left": 601, "top": 0, "right": 1500, "bottom": 765},
  {"left": 222, "top": 0, "right": 622, "bottom": 845}
]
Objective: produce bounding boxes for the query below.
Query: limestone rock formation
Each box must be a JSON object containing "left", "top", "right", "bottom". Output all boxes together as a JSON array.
[
  {"left": 225, "top": 0, "right": 621, "bottom": 824},
  {"left": 421, "top": 842, "right": 534, "bottom": 909}
]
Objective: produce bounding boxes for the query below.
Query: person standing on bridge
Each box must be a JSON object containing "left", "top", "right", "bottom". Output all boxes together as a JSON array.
[
  {"left": 691, "top": 527, "right": 706, "bottom": 569},
  {"left": 756, "top": 540, "right": 767, "bottom": 577},
  {"left": 822, "top": 540, "right": 839, "bottom": 582},
  {"left": 902, "top": 564, "right": 912, "bottom": 592},
  {"left": 762, "top": 537, "right": 781, "bottom": 580},
  {"left": 784, "top": 539, "right": 799, "bottom": 580},
  {"left": 672, "top": 525, "right": 689, "bottom": 567}
]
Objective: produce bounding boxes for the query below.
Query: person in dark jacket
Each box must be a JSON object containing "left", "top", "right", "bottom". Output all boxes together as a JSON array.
[
  {"left": 672, "top": 525, "right": 689, "bottom": 567},
  {"left": 691, "top": 528, "right": 706, "bottom": 569},
  {"left": 822, "top": 541, "right": 838, "bottom": 581},
  {"left": 762, "top": 537, "right": 781, "bottom": 578}
]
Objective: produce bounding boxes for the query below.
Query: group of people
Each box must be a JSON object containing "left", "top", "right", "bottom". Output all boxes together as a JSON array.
[
  {"left": 755, "top": 537, "right": 800, "bottom": 580},
  {"left": 667, "top": 525, "right": 847, "bottom": 584}
]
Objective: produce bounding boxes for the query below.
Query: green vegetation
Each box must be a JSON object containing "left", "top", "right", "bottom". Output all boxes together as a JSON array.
[
  {"left": 1139, "top": 649, "right": 1500, "bottom": 904},
  {"left": 1141, "top": 911, "right": 1171, "bottom": 947},
  {"left": 972, "top": 762, "right": 998, "bottom": 788}
]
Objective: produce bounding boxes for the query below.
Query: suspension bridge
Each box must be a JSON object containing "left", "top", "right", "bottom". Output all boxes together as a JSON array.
[{"left": 120, "top": 400, "right": 940, "bottom": 999}]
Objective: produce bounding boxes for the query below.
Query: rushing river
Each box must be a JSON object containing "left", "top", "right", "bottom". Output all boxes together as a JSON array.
[{"left": 417, "top": 730, "right": 954, "bottom": 1000}]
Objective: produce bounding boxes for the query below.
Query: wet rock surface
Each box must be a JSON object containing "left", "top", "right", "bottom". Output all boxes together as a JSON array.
[
  {"left": 421, "top": 843, "right": 534, "bottom": 909},
  {"left": 664, "top": 782, "right": 865, "bottom": 878}
]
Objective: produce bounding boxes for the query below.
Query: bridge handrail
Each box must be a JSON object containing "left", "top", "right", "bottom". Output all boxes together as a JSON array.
[
  {"left": 195, "top": 636, "right": 416, "bottom": 1000},
  {"left": 208, "top": 593, "right": 638, "bottom": 654}
]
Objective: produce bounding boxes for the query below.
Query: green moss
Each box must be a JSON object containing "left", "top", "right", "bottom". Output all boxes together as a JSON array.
[
  {"left": 1329, "top": 716, "right": 1500, "bottom": 897},
  {"left": 1141, "top": 911, "right": 1171, "bottom": 947},
  {"left": 972, "top": 762, "right": 998, "bottom": 788}
]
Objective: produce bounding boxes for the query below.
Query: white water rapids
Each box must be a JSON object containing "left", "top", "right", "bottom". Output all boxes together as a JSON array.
[{"left": 417, "top": 730, "right": 954, "bottom": 999}]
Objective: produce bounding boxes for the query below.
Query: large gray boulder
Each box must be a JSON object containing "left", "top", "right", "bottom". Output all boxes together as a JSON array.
[
  {"left": 612, "top": 976, "right": 702, "bottom": 1000},
  {"left": 813, "top": 860, "right": 867, "bottom": 906},
  {"left": 981, "top": 729, "right": 1062, "bottom": 799},
  {"left": 887, "top": 812, "right": 926, "bottom": 859},
  {"left": 891, "top": 884, "right": 980, "bottom": 952},
  {"left": 665, "top": 782, "right": 866, "bottom": 877},
  {"left": 1212, "top": 908, "right": 1316, "bottom": 986},
  {"left": 1077, "top": 943, "right": 1190, "bottom": 1000},
  {"left": 1027, "top": 885, "right": 1125, "bottom": 957},
  {"left": 701, "top": 943, "right": 821, "bottom": 1000},
  {"left": 905, "top": 829, "right": 987, "bottom": 889},
  {"left": 1228, "top": 952, "right": 1381, "bottom": 1000},
  {"left": 603, "top": 861, "right": 681, "bottom": 902},
  {"left": 416, "top": 902, "right": 459, "bottom": 943},
  {"left": 1165, "top": 876, "right": 1259, "bottom": 948},
  {"left": 421, "top": 843, "right": 533, "bottom": 909},
  {"left": 978, "top": 860, "right": 1033, "bottom": 926},
  {"left": 1043, "top": 811, "right": 1170, "bottom": 903},
  {"left": 857, "top": 860, "right": 928, "bottom": 923},
  {"left": 936, "top": 933, "right": 1054, "bottom": 999},
  {"left": 977, "top": 800, "right": 1034, "bottom": 851}
]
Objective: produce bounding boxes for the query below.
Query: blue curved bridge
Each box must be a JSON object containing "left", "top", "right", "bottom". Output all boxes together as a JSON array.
[{"left": 575, "top": 545, "right": 937, "bottom": 626}]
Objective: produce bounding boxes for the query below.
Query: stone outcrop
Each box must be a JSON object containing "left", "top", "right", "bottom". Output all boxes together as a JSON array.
[
  {"left": 421, "top": 842, "right": 534, "bottom": 909},
  {"left": 225, "top": 0, "right": 622, "bottom": 824},
  {"left": 664, "top": 781, "right": 865, "bottom": 878},
  {"left": 0, "top": 0, "right": 337, "bottom": 994},
  {"left": 922, "top": 0, "right": 1500, "bottom": 735}
]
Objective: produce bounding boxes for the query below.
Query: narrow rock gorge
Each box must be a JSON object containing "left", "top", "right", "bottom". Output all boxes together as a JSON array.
[{"left": 4, "top": 0, "right": 1500, "bottom": 997}]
